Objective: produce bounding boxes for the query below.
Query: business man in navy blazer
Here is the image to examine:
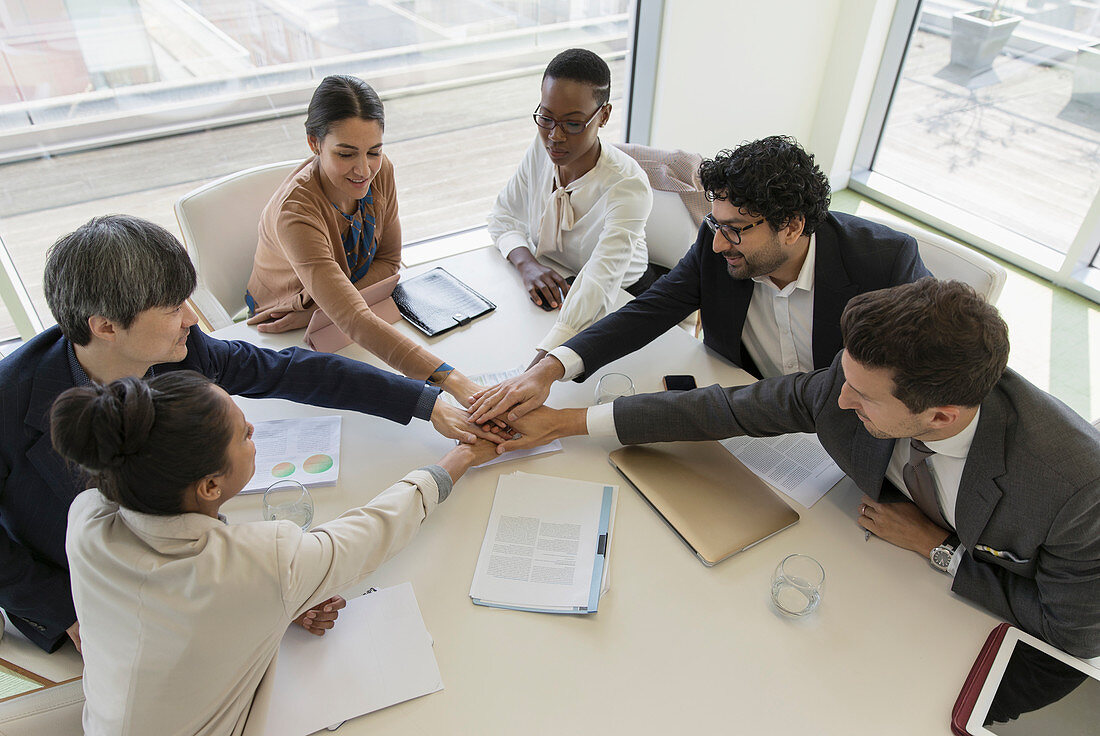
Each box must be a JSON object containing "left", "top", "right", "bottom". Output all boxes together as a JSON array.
[
  {"left": 0, "top": 215, "right": 490, "bottom": 653},
  {"left": 470, "top": 136, "right": 931, "bottom": 424}
]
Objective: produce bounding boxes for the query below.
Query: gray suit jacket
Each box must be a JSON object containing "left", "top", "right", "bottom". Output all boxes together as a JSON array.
[{"left": 612, "top": 354, "right": 1100, "bottom": 658}]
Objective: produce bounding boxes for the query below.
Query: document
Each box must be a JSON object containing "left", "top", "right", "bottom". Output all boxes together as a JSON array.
[
  {"left": 720, "top": 433, "right": 843, "bottom": 508},
  {"left": 242, "top": 416, "right": 341, "bottom": 494},
  {"left": 469, "top": 472, "right": 616, "bottom": 614},
  {"left": 264, "top": 583, "right": 442, "bottom": 736}
]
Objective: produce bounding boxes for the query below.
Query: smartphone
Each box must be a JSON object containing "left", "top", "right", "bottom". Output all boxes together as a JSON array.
[{"left": 662, "top": 374, "right": 697, "bottom": 391}]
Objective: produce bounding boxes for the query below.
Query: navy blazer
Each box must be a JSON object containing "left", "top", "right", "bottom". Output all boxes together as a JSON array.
[
  {"left": 564, "top": 211, "right": 932, "bottom": 379},
  {"left": 0, "top": 325, "right": 434, "bottom": 652},
  {"left": 614, "top": 355, "right": 1100, "bottom": 658}
]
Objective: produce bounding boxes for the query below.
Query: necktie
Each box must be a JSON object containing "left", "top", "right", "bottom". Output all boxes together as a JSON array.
[
  {"left": 535, "top": 180, "right": 575, "bottom": 259},
  {"left": 903, "top": 439, "right": 950, "bottom": 530}
]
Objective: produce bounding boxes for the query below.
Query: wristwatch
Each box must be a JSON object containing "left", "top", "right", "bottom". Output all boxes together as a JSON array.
[{"left": 930, "top": 533, "right": 961, "bottom": 573}]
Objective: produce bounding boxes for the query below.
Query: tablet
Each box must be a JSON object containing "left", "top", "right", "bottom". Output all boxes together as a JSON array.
[{"left": 966, "top": 627, "right": 1100, "bottom": 736}]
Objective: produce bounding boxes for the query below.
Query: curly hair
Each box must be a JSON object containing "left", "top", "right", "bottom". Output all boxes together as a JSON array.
[
  {"left": 698, "top": 135, "right": 831, "bottom": 235},
  {"left": 841, "top": 279, "right": 1009, "bottom": 413}
]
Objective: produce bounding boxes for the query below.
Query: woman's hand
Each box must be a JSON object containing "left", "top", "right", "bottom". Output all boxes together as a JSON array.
[
  {"left": 66, "top": 620, "right": 82, "bottom": 654},
  {"left": 429, "top": 400, "right": 504, "bottom": 445},
  {"left": 294, "top": 595, "right": 346, "bottom": 636},
  {"left": 436, "top": 439, "right": 502, "bottom": 483},
  {"left": 506, "top": 247, "right": 569, "bottom": 308},
  {"left": 246, "top": 306, "right": 315, "bottom": 333}
]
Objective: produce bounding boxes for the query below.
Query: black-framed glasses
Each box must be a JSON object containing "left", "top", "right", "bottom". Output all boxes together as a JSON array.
[
  {"left": 704, "top": 213, "right": 766, "bottom": 246},
  {"left": 532, "top": 104, "right": 606, "bottom": 135}
]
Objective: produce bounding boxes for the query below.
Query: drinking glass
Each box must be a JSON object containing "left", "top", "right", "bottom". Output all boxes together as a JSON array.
[
  {"left": 770, "top": 554, "right": 825, "bottom": 616},
  {"left": 594, "top": 373, "right": 635, "bottom": 405},
  {"left": 262, "top": 480, "right": 314, "bottom": 531}
]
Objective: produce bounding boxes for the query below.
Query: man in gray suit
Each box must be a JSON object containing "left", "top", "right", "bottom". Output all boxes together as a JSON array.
[{"left": 497, "top": 279, "right": 1100, "bottom": 657}]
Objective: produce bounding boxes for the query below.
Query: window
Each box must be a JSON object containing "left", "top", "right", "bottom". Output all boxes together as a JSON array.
[
  {"left": 851, "top": 0, "right": 1100, "bottom": 301},
  {"left": 0, "top": 1, "right": 635, "bottom": 340}
]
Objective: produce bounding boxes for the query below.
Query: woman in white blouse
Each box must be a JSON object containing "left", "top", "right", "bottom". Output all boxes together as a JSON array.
[
  {"left": 52, "top": 371, "right": 496, "bottom": 736},
  {"left": 487, "top": 48, "right": 654, "bottom": 362}
]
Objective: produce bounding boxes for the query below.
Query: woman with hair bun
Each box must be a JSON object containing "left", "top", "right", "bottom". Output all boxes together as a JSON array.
[
  {"left": 246, "top": 74, "right": 481, "bottom": 405},
  {"left": 53, "top": 371, "right": 496, "bottom": 735}
]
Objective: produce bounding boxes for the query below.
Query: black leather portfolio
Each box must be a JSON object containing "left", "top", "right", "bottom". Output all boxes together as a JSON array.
[{"left": 392, "top": 267, "right": 496, "bottom": 337}]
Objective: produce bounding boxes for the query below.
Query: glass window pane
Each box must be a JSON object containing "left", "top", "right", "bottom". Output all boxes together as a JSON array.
[
  {"left": 0, "top": 2, "right": 633, "bottom": 327},
  {"left": 872, "top": 1, "right": 1100, "bottom": 256}
]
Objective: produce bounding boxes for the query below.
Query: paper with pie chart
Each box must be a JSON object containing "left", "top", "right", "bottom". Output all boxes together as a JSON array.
[{"left": 242, "top": 415, "right": 342, "bottom": 493}]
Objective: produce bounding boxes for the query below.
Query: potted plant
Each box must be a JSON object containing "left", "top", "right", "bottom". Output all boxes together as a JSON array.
[
  {"left": 950, "top": 1, "right": 1023, "bottom": 74},
  {"left": 1072, "top": 41, "right": 1100, "bottom": 108}
]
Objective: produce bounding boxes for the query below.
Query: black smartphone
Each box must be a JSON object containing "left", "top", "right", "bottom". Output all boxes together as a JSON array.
[{"left": 662, "top": 374, "right": 697, "bottom": 391}]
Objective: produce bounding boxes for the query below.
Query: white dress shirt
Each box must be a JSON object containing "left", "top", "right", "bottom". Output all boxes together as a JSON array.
[
  {"left": 741, "top": 235, "right": 816, "bottom": 378},
  {"left": 488, "top": 135, "right": 652, "bottom": 351},
  {"left": 884, "top": 409, "right": 981, "bottom": 575},
  {"left": 66, "top": 469, "right": 446, "bottom": 736},
  {"left": 549, "top": 236, "right": 817, "bottom": 381}
]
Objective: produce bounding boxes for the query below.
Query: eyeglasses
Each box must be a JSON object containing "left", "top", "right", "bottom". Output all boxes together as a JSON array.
[
  {"left": 704, "top": 213, "right": 766, "bottom": 246},
  {"left": 532, "top": 104, "right": 606, "bottom": 135}
]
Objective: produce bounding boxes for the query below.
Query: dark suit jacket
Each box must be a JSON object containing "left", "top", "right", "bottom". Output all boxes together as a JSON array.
[
  {"left": 612, "top": 354, "right": 1100, "bottom": 658},
  {"left": 563, "top": 211, "right": 931, "bottom": 379},
  {"left": 0, "top": 325, "right": 433, "bottom": 652}
]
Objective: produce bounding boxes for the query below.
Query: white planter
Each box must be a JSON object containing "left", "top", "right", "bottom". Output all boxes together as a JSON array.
[
  {"left": 1072, "top": 42, "right": 1100, "bottom": 108},
  {"left": 950, "top": 9, "right": 1023, "bottom": 74}
]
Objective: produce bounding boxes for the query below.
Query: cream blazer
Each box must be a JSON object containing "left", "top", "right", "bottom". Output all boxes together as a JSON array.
[{"left": 65, "top": 469, "right": 444, "bottom": 736}]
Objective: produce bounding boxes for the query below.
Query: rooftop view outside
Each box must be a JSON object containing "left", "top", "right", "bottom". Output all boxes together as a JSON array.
[{"left": 872, "top": 0, "right": 1100, "bottom": 260}]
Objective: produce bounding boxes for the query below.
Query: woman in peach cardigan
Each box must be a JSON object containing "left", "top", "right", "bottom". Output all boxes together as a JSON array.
[{"left": 246, "top": 75, "right": 480, "bottom": 403}]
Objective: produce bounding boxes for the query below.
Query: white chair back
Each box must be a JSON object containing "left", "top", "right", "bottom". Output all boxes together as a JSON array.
[
  {"left": 645, "top": 189, "right": 698, "bottom": 270},
  {"left": 0, "top": 680, "right": 84, "bottom": 736},
  {"left": 174, "top": 160, "right": 301, "bottom": 329},
  {"left": 0, "top": 234, "right": 45, "bottom": 340},
  {"left": 862, "top": 214, "right": 1007, "bottom": 303}
]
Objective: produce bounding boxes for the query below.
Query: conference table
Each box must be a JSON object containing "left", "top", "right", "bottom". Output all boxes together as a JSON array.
[{"left": 2, "top": 245, "right": 1003, "bottom": 734}]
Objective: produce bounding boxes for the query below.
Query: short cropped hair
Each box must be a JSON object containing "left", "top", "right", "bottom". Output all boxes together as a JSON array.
[
  {"left": 698, "top": 135, "right": 831, "bottom": 235},
  {"left": 841, "top": 278, "right": 1009, "bottom": 413},
  {"left": 44, "top": 215, "right": 196, "bottom": 345},
  {"left": 543, "top": 48, "right": 611, "bottom": 106},
  {"left": 304, "top": 74, "right": 385, "bottom": 139}
]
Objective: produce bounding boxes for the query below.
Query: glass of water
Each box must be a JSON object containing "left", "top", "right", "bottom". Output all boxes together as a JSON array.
[
  {"left": 262, "top": 480, "right": 314, "bottom": 531},
  {"left": 594, "top": 373, "right": 635, "bottom": 405},
  {"left": 771, "top": 554, "right": 825, "bottom": 616}
]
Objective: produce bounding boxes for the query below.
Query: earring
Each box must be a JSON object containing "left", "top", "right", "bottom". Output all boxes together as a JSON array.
[{"left": 215, "top": 490, "right": 221, "bottom": 498}]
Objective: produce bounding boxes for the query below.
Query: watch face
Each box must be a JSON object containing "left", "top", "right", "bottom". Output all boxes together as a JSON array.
[{"left": 931, "top": 546, "right": 953, "bottom": 570}]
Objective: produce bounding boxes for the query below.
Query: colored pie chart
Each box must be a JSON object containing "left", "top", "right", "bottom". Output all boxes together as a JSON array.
[
  {"left": 303, "top": 454, "right": 334, "bottom": 474},
  {"left": 271, "top": 462, "right": 295, "bottom": 478}
]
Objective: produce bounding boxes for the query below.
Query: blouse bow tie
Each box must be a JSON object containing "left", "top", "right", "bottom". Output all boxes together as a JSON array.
[{"left": 536, "top": 183, "right": 575, "bottom": 259}]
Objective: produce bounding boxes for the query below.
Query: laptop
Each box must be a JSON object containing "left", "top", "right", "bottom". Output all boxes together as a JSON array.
[
  {"left": 304, "top": 274, "right": 402, "bottom": 353},
  {"left": 608, "top": 441, "right": 799, "bottom": 566}
]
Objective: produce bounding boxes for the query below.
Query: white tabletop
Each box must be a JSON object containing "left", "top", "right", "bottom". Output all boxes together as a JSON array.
[{"left": 4, "top": 245, "right": 1000, "bottom": 734}]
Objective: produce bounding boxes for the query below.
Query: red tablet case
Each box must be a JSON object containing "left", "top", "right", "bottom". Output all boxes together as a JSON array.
[{"left": 951, "top": 622, "right": 1013, "bottom": 736}]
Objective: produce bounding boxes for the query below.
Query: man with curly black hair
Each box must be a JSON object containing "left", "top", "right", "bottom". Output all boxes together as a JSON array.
[{"left": 470, "top": 135, "right": 930, "bottom": 426}]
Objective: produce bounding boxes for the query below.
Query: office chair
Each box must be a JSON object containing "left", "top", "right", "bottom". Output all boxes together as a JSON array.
[
  {"left": 0, "top": 234, "right": 46, "bottom": 341},
  {"left": 174, "top": 160, "right": 301, "bottom": 330},
  {"left": 862, "top": 214, "right": 1007, "bottom": 303}
]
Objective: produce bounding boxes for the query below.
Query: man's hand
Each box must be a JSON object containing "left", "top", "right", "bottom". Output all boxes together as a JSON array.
[
  {"left": 246, "top": 307, "right": 315, "bottom": 333},
  {"left": 430, "top": 400, "right": 504, "bottom": 445},
  {"left": 495, "top": 406, "right": 589, "bottom": 453},
  {"left": 857, "top": 495, "right": 950, "bottom": 558},
  {"left": 294, "top": 595, "right": 347, "bottom": 636},
  {"left": 469, "top": 356, "right": 565, "bottom": 424},
  {"left": 66, "top": 620, "right": 81, "bottom": 654},
  {"left": 507, "top": 246, "right": 570, "bottom": 308}
]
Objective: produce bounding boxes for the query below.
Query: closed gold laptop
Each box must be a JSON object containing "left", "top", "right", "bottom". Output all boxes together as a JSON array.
[{"left": 608, "top": 441, "right": 799, "bottom": 566}]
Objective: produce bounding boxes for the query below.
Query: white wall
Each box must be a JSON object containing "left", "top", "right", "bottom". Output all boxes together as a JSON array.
[{"left": 644, "top": 0, "right": 899, "bottom": 187}]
